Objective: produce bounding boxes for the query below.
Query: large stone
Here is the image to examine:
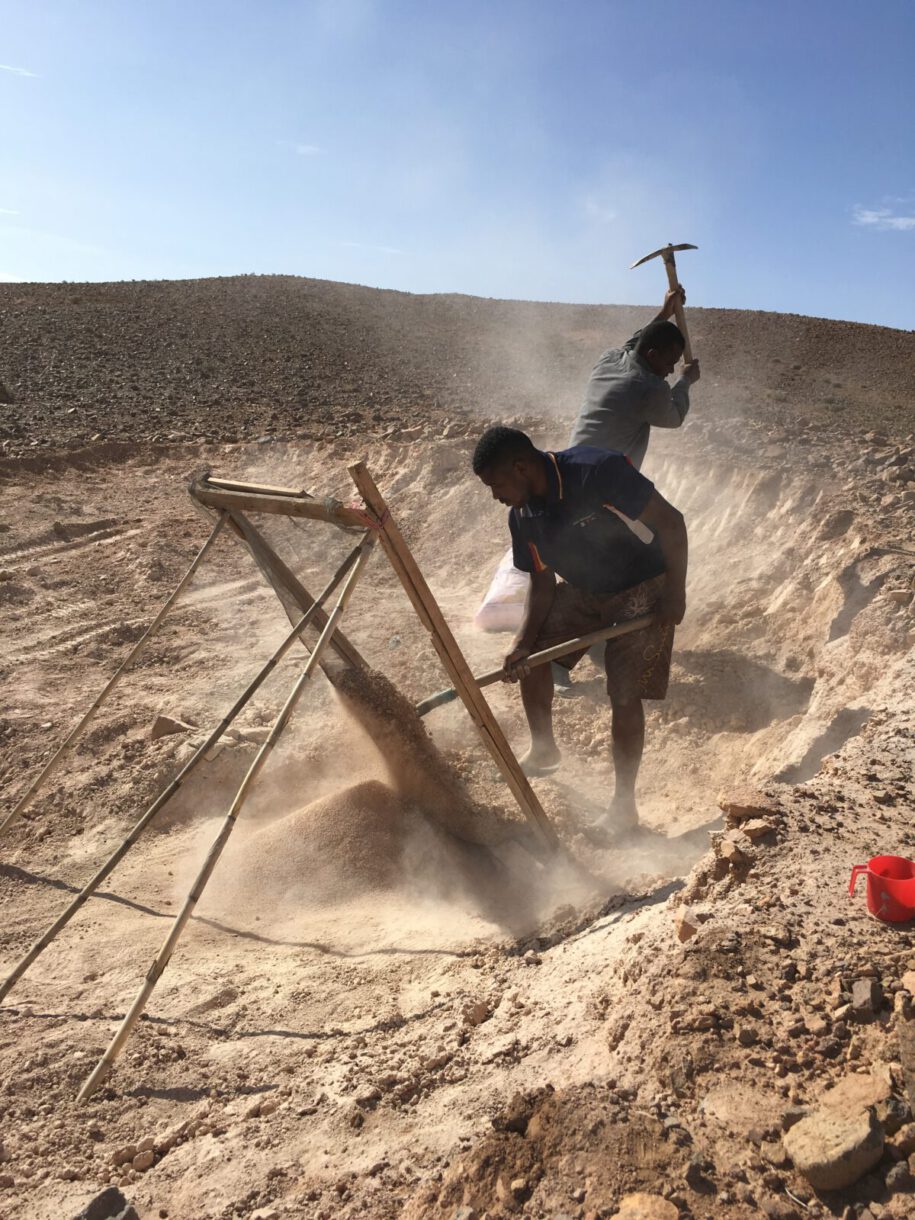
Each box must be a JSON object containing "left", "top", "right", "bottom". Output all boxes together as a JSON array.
[
  {"left": 783, "top": 1107, "right": 884, "bottom": 1191},
  {"left": 851, "top": 978, "right": 882, "bottom": 1021},
  {"left": 150, "top": 714, "right": 194, "bottom": 741},
  {"left": 674, "top": 907, "right": 710, "bottom": 943},
  {"left": 717, "top": 786, "right": 780, "bottom": 825},
  {"left": 72, "top": 1188, "right": 140, "bottom": 1220},
  {"left": 818, "top": 1067, "right": 893, "bottom": 1114},
  {"left": 612, "top": 1193, "right": 679, "bottom": 1219}
]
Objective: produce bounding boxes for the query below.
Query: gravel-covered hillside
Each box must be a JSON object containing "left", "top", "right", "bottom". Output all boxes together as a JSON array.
[{"left": 1, "top": 275, "right": 914, "bottom": 455}]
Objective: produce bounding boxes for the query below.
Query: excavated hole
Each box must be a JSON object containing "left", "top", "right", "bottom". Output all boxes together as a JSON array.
[{"left": 144, "top": 434, "right": 910, "bottom": 937}]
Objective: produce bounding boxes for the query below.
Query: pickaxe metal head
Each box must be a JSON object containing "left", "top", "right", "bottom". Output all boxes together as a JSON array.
[
  {"left": 630, "top": 242, "right": 697, "bottom": 270},
  {"left": 630, "top": 242, "right": 698, "bottom": 363}
]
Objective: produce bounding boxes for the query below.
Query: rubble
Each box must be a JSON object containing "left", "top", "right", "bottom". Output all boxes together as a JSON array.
[{"left": 782, "top": 1107, "right": 884, "bottom": 1190}]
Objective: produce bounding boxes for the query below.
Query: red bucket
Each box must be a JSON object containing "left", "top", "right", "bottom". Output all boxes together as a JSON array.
[{"left": 849, "top": 856, "right": 915, "bottom": 923}]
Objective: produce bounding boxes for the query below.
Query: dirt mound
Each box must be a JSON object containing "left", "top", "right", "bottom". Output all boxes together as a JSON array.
[
  {"left": 227, "top": 778, "right": 412, "bottom": 903},
  {"left": 328, "top": 664, "right": 515, "bottom": 849}
]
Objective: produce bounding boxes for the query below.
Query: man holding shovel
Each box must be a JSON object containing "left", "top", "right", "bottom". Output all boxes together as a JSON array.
[{"left": 472, "top": 425, "right": 688, "bottom": 837}]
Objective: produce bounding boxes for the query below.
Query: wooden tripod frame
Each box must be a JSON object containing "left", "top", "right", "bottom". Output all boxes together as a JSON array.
[{"left": 2, "top": 460, "right": 557, "bottom": 1102}]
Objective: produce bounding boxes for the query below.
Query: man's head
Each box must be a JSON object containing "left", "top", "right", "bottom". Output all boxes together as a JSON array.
[
  {"left": 472, "top": 425, "right": 545, "bottom": 510},
  {"left": 635, "top": 319, "right": 685, "bottom": 378}
]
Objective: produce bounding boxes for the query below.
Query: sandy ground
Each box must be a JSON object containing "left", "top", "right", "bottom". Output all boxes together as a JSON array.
[{"left": 1, "top": 284, "right": 914, "bottom": 1220}]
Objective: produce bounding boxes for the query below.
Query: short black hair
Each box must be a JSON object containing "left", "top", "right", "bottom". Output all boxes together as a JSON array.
[
  {"left": 635, "top": 319, "right": 685, "bottom": 355},
  {"left": 472, "top": 426, "right": 538, "bottom": 475}
]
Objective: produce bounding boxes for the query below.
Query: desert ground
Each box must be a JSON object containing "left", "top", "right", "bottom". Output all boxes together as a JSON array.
[{"left": 0, "top": 277, "right": 914, "bottom": 1220}]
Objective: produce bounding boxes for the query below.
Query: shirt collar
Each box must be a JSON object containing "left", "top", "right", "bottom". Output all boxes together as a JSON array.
[{"left": 523, "top": 451, "right": 563, "bottom": 516}]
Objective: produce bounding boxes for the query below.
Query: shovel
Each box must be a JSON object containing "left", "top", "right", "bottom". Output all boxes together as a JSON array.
[{"left": 415, "top": 614, "right": 654, "bottom": 717}]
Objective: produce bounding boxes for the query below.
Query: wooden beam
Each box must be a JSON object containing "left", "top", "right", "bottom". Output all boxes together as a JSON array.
[
  {"left": 205, "top": 476, "right": 312, "bottom": 498},
  {"left": 229, "top": 511, "right": 368, "bottom": 672},
  {"left": 190, "top": 479, "right": 367, "bottom": 529},
  {"left": 348, "top": 461, "right": 560, "bottom": 851}
]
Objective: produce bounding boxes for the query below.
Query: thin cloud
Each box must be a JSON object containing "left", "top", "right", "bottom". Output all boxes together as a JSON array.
[
  {"left": 339, "top": 239, "right": 404, "bottom": 256},
  {"left": 276, "top": 139, "right": 323, "bottom": 157},
  {"left": 0, "top": 63, "right": 38, "bottom": 78},
  {"left": 583, "top": 194, "right": 617, "bottom": 224},
  {"left": 853, "top": 204, "right": 915, "bottom": 232}
]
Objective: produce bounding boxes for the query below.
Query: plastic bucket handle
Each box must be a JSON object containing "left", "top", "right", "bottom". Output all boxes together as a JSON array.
[{"left": 849, "top": 864, "right": 868, "bottom": 897}]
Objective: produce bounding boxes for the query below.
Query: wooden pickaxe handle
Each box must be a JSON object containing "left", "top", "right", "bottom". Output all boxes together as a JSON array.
[{"left": 662, "top": 252, "right": 693, "bottom": 363}]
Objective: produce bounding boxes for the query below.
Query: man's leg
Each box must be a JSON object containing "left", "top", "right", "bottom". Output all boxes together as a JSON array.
[
  {"left": 608, "top": 694, "right": 645, "bottom": 828},
  {"left": 518, "top": 663, "right": 561, "bottom": 772}
]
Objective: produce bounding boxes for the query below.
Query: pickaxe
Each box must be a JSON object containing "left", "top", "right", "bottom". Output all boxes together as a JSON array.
[{"left": 630, "top": 242, "right": 697, "bottom": 363}]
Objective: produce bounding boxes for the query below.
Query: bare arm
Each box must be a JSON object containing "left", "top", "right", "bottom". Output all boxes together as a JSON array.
[
  {"left": 637, "top": 490, "right": 688, "bottom": 624},
  {"left": 503, "top": 567, "right": 556, "bottom": 680}
]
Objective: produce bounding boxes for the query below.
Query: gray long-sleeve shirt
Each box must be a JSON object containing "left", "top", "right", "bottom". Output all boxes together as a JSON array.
[{"left": 569, "top": 329, "right": 691, "bottom": 470}]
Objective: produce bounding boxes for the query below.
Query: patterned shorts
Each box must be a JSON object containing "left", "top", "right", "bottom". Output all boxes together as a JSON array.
[{"left": 531, "top": 574, "right": 673, "bottom": 702}]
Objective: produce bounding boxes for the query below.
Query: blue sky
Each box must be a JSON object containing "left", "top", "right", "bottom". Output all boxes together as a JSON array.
[{"left": 2, "top": 0, "right": 914, "bottom": 327}]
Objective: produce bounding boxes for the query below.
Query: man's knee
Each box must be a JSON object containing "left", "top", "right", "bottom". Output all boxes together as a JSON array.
[{"left": 609, "top": 695, "right": 644, "bottom": 727}]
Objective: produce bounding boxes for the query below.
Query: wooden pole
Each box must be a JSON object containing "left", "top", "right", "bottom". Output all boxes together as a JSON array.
[
  {"left": 0, "top": 535, "right": 368, "bottom": 1005},
  {"left": 190, "top": 480, "right": 367, "bottom": 530},
  {"left": 348, "top": 462, "right": 560, "bottom": 851},
  {"left": 0, "top": 513, "right": 228, "bottom": 840},
  {"left": 416, "top": 614, "right": 654, "bottom": 716},
  {"left": 228, "top": 512, "right": 367, "bottom": 672},
  {"left": 76, "top": 535, "right": 375, "bottom": 1102}
]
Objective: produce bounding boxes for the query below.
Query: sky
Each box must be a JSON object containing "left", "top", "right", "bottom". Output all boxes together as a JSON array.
[{"left": 2, "top": 0, "right": 914, "bottom": 328}]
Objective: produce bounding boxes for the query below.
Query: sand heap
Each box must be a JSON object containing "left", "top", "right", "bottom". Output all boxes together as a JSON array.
[
  {"left": 325, "top": 663, "right": 515, "bottom": 850},
  {"left": 216, "top": 664, "right": 525, "bottom": 914},
  {"left": 228, "top": 779, "right": 414, "bottom": 904}
]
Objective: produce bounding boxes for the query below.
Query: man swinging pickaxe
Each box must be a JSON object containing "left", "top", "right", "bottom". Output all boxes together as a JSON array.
[
  {"left": 631, "top": 242, "right": 697, "bottom": 363},
  {"left": 570, "top": 241, "right": 699, "bottom": 473}
]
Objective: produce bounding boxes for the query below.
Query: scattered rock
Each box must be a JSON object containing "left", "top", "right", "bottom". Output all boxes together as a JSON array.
[
  {"left": 783, "top": 1106, "right": 884, "bottom": 1190},
  {"left": 742, "top": 818, "right": 777, "bottom": 841},
  {"left": 674, "top": 907, "right": 710, "bottom": 943},
  {"left": 110, "top": 1145, "right": 137, "bottom": 1168},
  {"left": 131, "top": 1150, "right": 154, "bottom": 1172},
  {"left": 612, "top": 1193, "right": 678, "bottom": 1219},
  {"left": 720, "top": 831, "right": 753, "bottom": 866},
  {"left": 851, "top": 978, "right": 883, "bottom": 1021},
  {"left": 718, "top": 786, "right": 780, "bottom": 824},
  {"left": 463, "top": 1000, "right": 492, "bottom": 1027},
  {"left": 150, "top": 715, "right": 194, "bottom": 741},
  {"left": 72, "top": 1187, "right": 140, "bottom": 1220}
]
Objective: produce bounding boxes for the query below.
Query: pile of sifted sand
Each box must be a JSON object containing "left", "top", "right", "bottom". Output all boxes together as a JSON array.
[
  {"left": 227, "top": 778, "right": 416, "bottom": 904},
  {"left": 325, "top": 664, "right": 517, "bottom": 850}
]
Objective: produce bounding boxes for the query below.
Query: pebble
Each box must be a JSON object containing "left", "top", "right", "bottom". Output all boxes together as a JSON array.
[
  {"left": 462, "top": 1000, "right": 491, "bottom": 1027},
  {"left": 851, "top": 978, "right": 882, "bottom": 1020}
]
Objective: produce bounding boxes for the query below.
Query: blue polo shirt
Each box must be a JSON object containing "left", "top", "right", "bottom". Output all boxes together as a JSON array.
[{"left": 509, "top": 447, "right": 665, "bottom": 595}]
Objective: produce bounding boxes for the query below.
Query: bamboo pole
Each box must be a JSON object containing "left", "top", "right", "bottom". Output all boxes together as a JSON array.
[
  {"left": 190, "top": 480, "right": 366, "bottom": 530},
  {"left": 77, "top": 534, "right": 375, "bottom": 1102},
  {"left": 416, "top": 614, "right": 654, "bottom": 716},
  {"left": 348, "top": 462, "right": 560, "bottom": 851},
  {"left": 228, "top": 511, "right": 367, "bottom": 671},
  {"left": 0, "top": 535, "right": 368, "bottom": 1006},
  {"left": 205, "top": 476, "right": 310, "bottom": 498},
  {"left": 0, "top": 513, "right": 228, "bottom": 840}
]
